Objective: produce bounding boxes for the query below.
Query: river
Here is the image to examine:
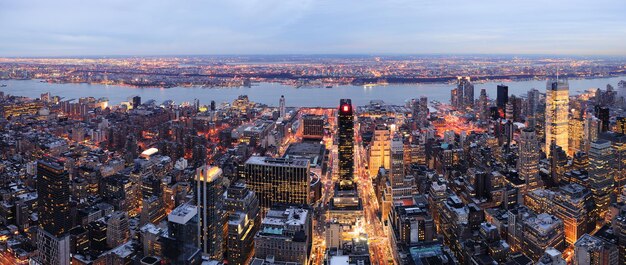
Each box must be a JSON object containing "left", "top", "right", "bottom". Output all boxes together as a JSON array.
[{"left": 1, "top": 76, "right": 625, "bottom": 107}]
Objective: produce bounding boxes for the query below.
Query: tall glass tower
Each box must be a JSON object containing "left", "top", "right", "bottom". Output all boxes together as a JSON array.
[
  {"left": 338, "top": 99, "right": 355, "bottom": 189},
  {"left": 545, "top": 79, "right": 569, "bottom": 156}
]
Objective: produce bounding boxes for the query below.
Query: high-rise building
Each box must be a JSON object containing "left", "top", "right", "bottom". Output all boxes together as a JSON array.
[
  {"left": 573, "top": 234, "right": 619, "bottom": 265},
  {"left": 522, "top": 213, "right": 565, "bottom": 260},
  {"left": 224, "top": 181, "right": 260, "bottom": 265},
  {"left": 616, "top": 117, "right": 626, "bottom": 134},
  {"left": 390, "top": 134, "right": 405, "bottom": 188},
  {"left": 279, "top": 95, "right": 286, "bottom": 118},
  {"left": 478, "top": 89, "right": 489, "bottom": 121},
  {"left": 497, "top": 84, "right": 509, "bottom": 118},
  {"left": 132, "top": 96, "right": 141, "bottom": 109},
  {"left": 545, "top": 79, "right": 570, "bottom": 156},
  {"left": 459, "top": 76, "right": 474, "bottom": 108},
  {"left": 195, "top": 165, "right": 225, "bottom": 260},
  {"left": 163, "top": 203, "right": 202, "bottom": 265},
  {"left": 254, "top": 205, "right": 312, "bottom": 264},
  {"left": 368, "top": 124, "right": 391, "bottom": 177},
  {"left": 242, "top": 156, "right": 310, "bottom": 210},
  {"left": 302, "top": 114, "right": 325, "bottom": 140},
  {"left": 106, "top": 211, "right": 130, "bottom": 248},
  {"left": 338, "top": 99, "right": 355, "bottom": 188},
  {"left": 589, "top": 140, "right": 614, "bottom": 220},
  {"left": 517, "top": 128, "right": 541, "bottom": 192},
  {"left": 595, "top": 106, "right": 610, "bottom": 132},
  {"left": 35, "top": 159, "right": 72, "bottom": 265},
  {"left": 411, "top": 96, "right": 429, "bottom": 126}
]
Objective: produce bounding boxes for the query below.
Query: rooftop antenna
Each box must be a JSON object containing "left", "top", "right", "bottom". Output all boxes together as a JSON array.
[{"left": 556, "top": 69, "right": 559, "bottom": 82}]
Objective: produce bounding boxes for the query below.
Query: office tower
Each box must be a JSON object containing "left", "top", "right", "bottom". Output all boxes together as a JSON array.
[
  {"left": 368, "top": 124, "right": 391, "bottom": 177},
  {"left": 338, "top": 99, "right": 355, "bottom": 188},
  {"left": 518, "top": 128, "right": 541, "bottom": 192},
  {"left": 545, "top": 79, "right": 570, "bottom": 156},
  {"left": 132, "top": 96, "right": 141, "bottom": 109},
  {"left": 35, "top": 159, "right": 71, "bottom": 265},
  {"left": 451, "top": 85, "right": 462, "bottom": 109},
  {"left": 523, "top": 213, "right": 566, "bottom": 260},
  {"left": 164, "top": 203, "right": 201, "bottom": 265},
  {"left": 88, "top": 221, "right": 108, "bottom": 251},
  {"left": 616, "top": 117, "right": 626, "bottom": 134},
  {"left": 569, "top": 109, "right": 585, "bottom": 154},
  {"left": 573, "top": 234, "right": 619, "bottom": 265},
  {"left": 525, "top": 184, "right": 595, "bottom": 245},
  {"left": 106, "top": 211, "right": 130, "bottom": 248},
  {"left": 279, "top": 95, "right": 286, "bottom": 118},
  {"left": 496, "top": 84, "right": 509, "bottom": 118},
  {"left": 195, "top": 165, "right": 225, "bottom": 260},
  {"left": 140, "top": 195, "right": 166, "bottom": 226},
  {"left": 478, "top": 88, "right": 489, "bottom": 120},
  {"left": 224, "top": 181, "right": 260, "bottom": 265},
  {"left": 210, "top": 100, "right": 216, "bottom": 111},
  {"left": 459, "top": 76, "right": 474, "bottom": 108},
  {"left": 390, "top": 135, "right": 405, "bottom": 188},
  {"left": 585, "top": 113, "right": 601, "bottom": 152},
  {"left": 415, "top": 96, "right": 429, "bottom": 126},
  {"left": 254, "top": 205, "right": 312, "bottom": 264},
  {"left": 242, "top": 156, "right": 310, "bottom": 210},
  {"left": 193, "top": 98, "right": 200, "bottom": 112},
  {"left": 527, "top": 88, "right": 540, "bottom": 116},
  {"left": 589, "top": 140, "right": 614, "bottom": 220},
  {"left": 595, "top": 106, "right": 610, "bottom": 132},
  {"left": 302, "top": 114, "right": 325, "bottom": 140}
]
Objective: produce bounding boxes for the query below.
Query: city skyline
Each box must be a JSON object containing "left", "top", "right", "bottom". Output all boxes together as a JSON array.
[{"left": 1, "top": 0, "right": 626, "bottom": 57}]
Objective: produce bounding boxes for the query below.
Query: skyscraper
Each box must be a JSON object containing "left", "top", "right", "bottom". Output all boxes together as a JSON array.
[
  {"left": 36, "top": 159, "right": 72, "bottom": 265},
  {"left": 242, "top": 156, "right": 310, "bottom": 210},
  {"left": 195, "top": 165, "right": 225, "bottom": 260},
  {"left": 338, "top": 99, "right": 355, "bottom": 188},
  {"left": 545, "top": 79, "right": 569, "bottom": 156},
  {"left": 224, "top": 181, "right": 260, "bottom": 265},
  {"left": 588, "top": 140, "right": 614, "bottom": 220},
  {"left": 459, "top": 76, "right": 474, "bottom": 108},
  {"left": 279, "top": 95, "right": 286, "bottom": 118},
  {"left": 368, "top": 124, "right": 391, "bottom": 177},
  {"left": 164, "top": 203, "right": 202, "bottom": 265},
  {"left": 518, "top": 128, "right": 541, "bottom": 192},
  {"left": 497, "top": 84, "right": 509, "bottom": 118}
]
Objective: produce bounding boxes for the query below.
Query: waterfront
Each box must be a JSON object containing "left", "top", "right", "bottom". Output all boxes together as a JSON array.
[{"left": 2, "top": 76, "right": 625, "bottom": 107}]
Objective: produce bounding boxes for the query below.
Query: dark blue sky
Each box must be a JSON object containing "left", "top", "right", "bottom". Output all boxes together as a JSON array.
[{"left": 1, "top": 0, "right": 625, "bottom": 56}]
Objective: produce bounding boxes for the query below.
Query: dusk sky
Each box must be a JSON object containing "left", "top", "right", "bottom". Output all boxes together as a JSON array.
[{"left": 1, "top": 0, "right": 625, "bottom": 57}]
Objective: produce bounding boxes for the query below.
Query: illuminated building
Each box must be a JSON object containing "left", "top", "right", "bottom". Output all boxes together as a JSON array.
[
  {"left": 411, "top": 96, "right": 429, "bottom": 127},
  {"left": 195, "top": 165, "right": 225, "bottom": 260},
  {"left": 569, "top": 109, "right": 585, "bottom": 154},
  {"left": 35, "top": 159, "right": 71, "bottom": 265},
  {"left": 279, "top": 95, "right": 286, "bottom": 118},
  {"left": 616, "top": 117, "right": 626, "bottom": 134},
  {"left": 527, "top": 88, "right": 541, "bottom": 127},
  {"left": 522, "top": 213, "right": 565, "bottom": 260},
  {"left": 140, "top": 196, "right": 166, "bottom": 226},
  {"left": 368, "top": 124, "right": 391, "bottom": 177},
  {"left": 545, "top": 79, "right": 570, "bottom": 156},
  {"left": 573, "top": 234, "right": 619, "bottom": 265},
  {"left": 537, "top": 248, "right": 567, "bottom": 265},
  {"left": 584, "top": 113, "right": 601, "bottom": 152},
  {"left": 338, "top": 98, "right": 355, "bottom": 187},
  {"left": 390, "top": 134, "right": 405, "bottom": 188},
  {"left": 589, "top": 140, "right": 615, "bottom": 220},
  {"left": 460, "top": 76, "right": 474, "bottom": 108},
  {"left": 478, "top": 88, "right": 489, "bottom": 120},
  {"left": 254, "top": 205, "right": 311, "bottom": 264},
  {"left": 163, "top": 203, "right": 202, "bottom": 265},
  {"left": 3, "top": 101, "right": 44, "bottom": 118},
  {"left": 225, "top": 181, "right": 260, "bottom": 265},
  {"left": 242, "top": 156, "right": 310, "bottom": 210},
  {"left": 496, "top": 84, "right": 509, "bottom": 118},
  {"left": 302, "top": 114, "right": 325, "bottom": 140},
  {"left": 517, "top": 128, "right": 541, "bottom": 193},
  {"left": 524, "top": 184, "right": 595, "bottom": 245},
  {"left": 106, "top": 211, "right": 130, "bottom": 248}
]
